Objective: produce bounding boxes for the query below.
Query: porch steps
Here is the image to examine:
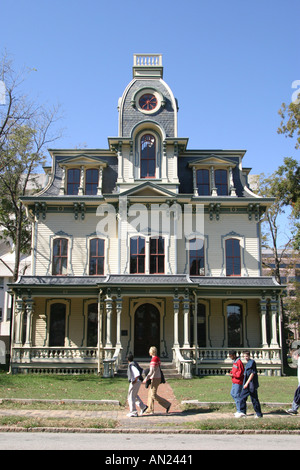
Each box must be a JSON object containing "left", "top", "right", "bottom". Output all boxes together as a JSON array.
[{"left": 117, "top": 361, "right": 182, "bottom": 379}]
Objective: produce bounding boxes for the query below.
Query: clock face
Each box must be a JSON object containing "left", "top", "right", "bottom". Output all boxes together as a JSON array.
[{"left": 138, "top": 93, "right": 158, "bottom": 111}]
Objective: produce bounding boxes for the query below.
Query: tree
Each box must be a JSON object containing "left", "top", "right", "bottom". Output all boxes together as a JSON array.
[
  {"left": 277, "top": 97, "right": 300, "bottom": 250},
  {"left": 278, "top": 94, "right": 300, "bottom": 149},
  {"left": 0, "top": 52, "right": 63, "bottom": 281}
]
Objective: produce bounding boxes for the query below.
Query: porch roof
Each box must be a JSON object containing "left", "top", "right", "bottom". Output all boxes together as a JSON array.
[{"left": 10, "top": 274, "right": 282, "bottom": 289}]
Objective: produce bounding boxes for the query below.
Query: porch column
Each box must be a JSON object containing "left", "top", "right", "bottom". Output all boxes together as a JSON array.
[
  {"left": 193, "top": 293, "right": 198, "bottom": 348},
  {"left": 173, "top": 291, "right": 180, "bottom": 347},
  {"left": 116, "top": 294, "right": 122, "bottom": 347},
  {"left": 105, "top": 292, "right": 113, "bottom": 348},
  {"left": 259, "top": 298, "right": 268, "bottom": 347},
  {"left": 98, "top": 290, "right": 103, "bottom": 349},
  {"left": 24, "top": 298, "right": 34, "bottom": 347},
  {"left": 270, "top": 297, "right": 279, "bottom": 346},
  {"left": 14, "top": 296, "right": 24, "bottom": 345},
  {"left": 183, "top": 289, "right": 190, "bottom": 348}
]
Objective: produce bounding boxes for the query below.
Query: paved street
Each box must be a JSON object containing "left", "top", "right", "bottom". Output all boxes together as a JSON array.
[{"left": 0, "top": 432, "right": 299, "bottom": 450}]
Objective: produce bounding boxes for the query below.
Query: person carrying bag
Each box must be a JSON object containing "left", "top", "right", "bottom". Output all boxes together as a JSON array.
[{"left": 142, "top": 346, "right": 171, "bottom": 414}]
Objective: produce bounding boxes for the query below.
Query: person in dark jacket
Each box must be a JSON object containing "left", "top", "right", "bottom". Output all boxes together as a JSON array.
[{"left": 236, "top": 351, "right": 263, "bottom": 418}]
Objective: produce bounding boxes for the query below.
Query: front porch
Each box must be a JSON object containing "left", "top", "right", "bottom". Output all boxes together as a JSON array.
[
  {"left": 9, "top": 275, "right": 284, "bottom": 377},
  {"left": 11, "top": 345, "right": 282, "bottom": 377}
]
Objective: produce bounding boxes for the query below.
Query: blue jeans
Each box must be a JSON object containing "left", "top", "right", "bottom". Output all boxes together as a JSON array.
[
  {"left": 231, "top": 383, "right": 242, "bottom": 412},
  {"left": 291, "top": 400, "right": 299, "bottom": 412},
  {"left": 239, "top": 387, "right": 263, "bottom": 417}
]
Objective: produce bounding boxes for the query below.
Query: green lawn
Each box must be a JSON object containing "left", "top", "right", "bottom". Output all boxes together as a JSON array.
[
  {"left": 0, "top": 373, "right": 129, "bottom": 405},
  {"left": 169, "top": 375, "right": 298, "bottom": 404},
  {"left": 0, "top": 372, "right": 298, "bottom": 406}
]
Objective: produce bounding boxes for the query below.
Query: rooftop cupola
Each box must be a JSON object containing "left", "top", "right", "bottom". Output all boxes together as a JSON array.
[{"left": 132, "top": 53, "right": 163, "bottom": 79}]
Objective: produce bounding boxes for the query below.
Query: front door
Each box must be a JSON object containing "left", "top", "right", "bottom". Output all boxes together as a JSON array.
[{"left": 134, "top": 303, "right": 160, "bottom": 357}]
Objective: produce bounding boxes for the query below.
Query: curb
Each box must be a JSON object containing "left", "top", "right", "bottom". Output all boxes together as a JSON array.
[
  {"left": 0, "top": 426, "right": 300, "bottom": 435},
  {"left": 0, "top": 398, "right": 120, "bottom": 406}
]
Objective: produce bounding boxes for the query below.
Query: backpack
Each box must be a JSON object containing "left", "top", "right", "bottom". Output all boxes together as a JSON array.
[{"left": 133, "top": 361, "right": 144, "bottom": 381}]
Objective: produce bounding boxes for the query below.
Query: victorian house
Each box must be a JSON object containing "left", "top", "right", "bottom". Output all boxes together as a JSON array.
[{"left": 9, "top": 54, "right": 283, "bottom": 377}]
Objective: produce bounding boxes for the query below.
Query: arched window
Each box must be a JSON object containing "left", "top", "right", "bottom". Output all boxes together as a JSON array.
[
  {"left": 227, "top": 304, "right": 243, "bottom": 347},
  {"left": 141, "top": 134, "right": 156, "bottom": 178},
  {"left": 49, "top": 303, "right": 66, "bottom": 347},
  {"left": 225, "top": 238, "right": 241, "bottom": 276},
  {"left": 87, "top": 303, "right": 98, "bottom": 347},
  {"left": 215, "top": 169, "right": 228, "bottom": 195},
  {"left": 52, "top": 238, "right": 68, "bottom": 275},
  {"left": 130, "top": 236, "right": 145, "bottom": 274},
  {"left": 89, "top": 238, "right": 105, "bottom": 275},
  {"left": 189, "top": 238, "right": 205, "bottom": 276},
  {"left": 85, "top": 169, "right": 99, "bottom": 195},
  {"left": 67, "top": 168, "right": 80, "bottom": 195}
]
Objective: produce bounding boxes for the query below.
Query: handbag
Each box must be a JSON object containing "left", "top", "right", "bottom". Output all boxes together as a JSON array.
[{"left": 160, "top": 366, "right": 166, "bottom": 384}]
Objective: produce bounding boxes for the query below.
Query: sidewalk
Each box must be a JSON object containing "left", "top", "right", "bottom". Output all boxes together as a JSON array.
[{"left": 0, "top": 382, "right": 299, "bottom": 433}]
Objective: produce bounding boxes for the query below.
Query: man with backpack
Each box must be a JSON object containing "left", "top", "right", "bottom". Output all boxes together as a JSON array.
[{"left": 127, "top": 353, "right": 148, "bottom": 417}]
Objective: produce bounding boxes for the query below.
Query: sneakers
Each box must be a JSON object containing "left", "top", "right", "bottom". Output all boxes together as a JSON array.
[
  {"left": 140, "top": 405, "right": 148, "bottom": 416},
  {"left": 126, "top": 411, "right": 138, "bottom": 417},
  {"left": 234, "top": 412, "right": 246, "bottom": 418},
  {"left": 286, "top": 409, "right": 298, "bottom": 415}
]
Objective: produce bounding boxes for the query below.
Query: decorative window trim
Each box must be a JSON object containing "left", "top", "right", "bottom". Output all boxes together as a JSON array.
[
  {"left": 134, "top": 129, "right": 162, "bottom": 180},
  {"left": 221, "top": 232, "right": 248, "bottom": 277},
  {"left": 84, "top": 234, "right": 109, "bottom": 276},
  {"left": 60, "top": 162, "right": 106, "bottom": 196},
  {"left": 47, "top": 232, "right": 74, "bottom": 276},
  {"left": 125, "top": 233, "right": 170, "bottom": 274}
]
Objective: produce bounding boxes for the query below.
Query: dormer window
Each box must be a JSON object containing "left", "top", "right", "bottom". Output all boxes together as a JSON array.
[
  {"left": 67, "top": 169, "right": 80, "bottom": 195},
  {"left": 215, "top": 169, "right": 228, "bottom": 195},
  {"left": 190, "top": 156, "right": 235, "bottom": 197},
  {"left": 196, "top": 169, "right": 210, "bottom": 196},
  {"left": 59, "top": 156, "right": 106, "bottom": 196},
  {"left": 141, "top": 134, "right": 156, "bottom": 178},
  {"left": 85, "top": 169, "right": 99, "bottom": 195}
]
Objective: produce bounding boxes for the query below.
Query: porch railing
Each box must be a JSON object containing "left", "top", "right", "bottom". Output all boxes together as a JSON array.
[
  {"left": 173, "top": 346, "right": 282, "bottom": 377},
  {"left": 11, "top": 345, "right": 123, "bottom": 376},
  {"left": 11, "top": 345, "right": 282, "bottom": 376}
]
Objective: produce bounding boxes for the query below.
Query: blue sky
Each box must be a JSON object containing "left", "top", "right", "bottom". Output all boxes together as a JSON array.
[{"left": 1, "top": 0, "right": 299, "bottom": 245}]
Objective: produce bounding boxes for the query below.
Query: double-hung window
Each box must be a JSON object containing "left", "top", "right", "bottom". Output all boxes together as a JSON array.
[
  {"left": 130, "top": 237, "right": 145, "bottom": 274},
  {"left": 150, "top": 237, "right": 165, "bottom": 274},
  {"left": 85, "top": 169, "right": 99, "bottom": 195},
  {"left": 52, "top": 238, "right": 68, "bottom": 275},
  {"left": 215, "top": 169, "right": 228, "bottom": 195},
  {"left": 67, "top": 169, "right": 80, "bottom": 195},
  {"left": 196, "top": 169, "right": 210, "bottom": 196},
  {"left": 189, "top": 238, "right": 205, "bottom": 276},
  {"left": 89, "top": 239, "right": 105, "bottom": 275},
  {"left": 226, "top": 238, "right": 241, "bottom": 276}
]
